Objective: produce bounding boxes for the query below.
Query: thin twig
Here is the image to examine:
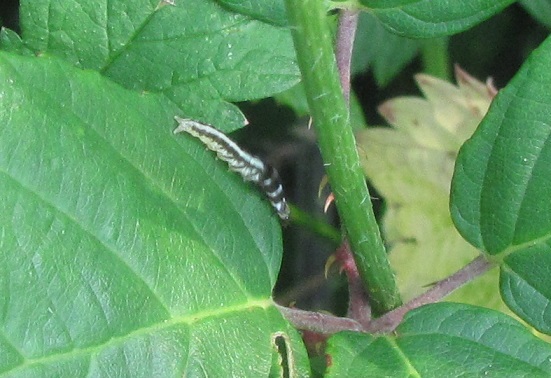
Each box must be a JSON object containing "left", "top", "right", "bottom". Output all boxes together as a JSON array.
[
  {"left": 277, "top": 255, "right": 493, "bottom": 335},
  {"left": 335, "top": 240, "right": 371, "bottom": 326},
  {"left": 366, "top": 255, "right": 493, "bottom": 333},
  {"left": 335, "top": 7, "right": 374, "bottom": 323},
  {"left": 275, "top": 304, "right": 364, "bottom": 334},
  {"left": 336, "top": 10, "right": 359, "bottom": 105}
]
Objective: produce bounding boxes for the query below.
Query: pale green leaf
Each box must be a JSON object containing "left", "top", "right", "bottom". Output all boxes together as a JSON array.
[{"left": 357, "top": 71, "right": 502, "bottom": 308}]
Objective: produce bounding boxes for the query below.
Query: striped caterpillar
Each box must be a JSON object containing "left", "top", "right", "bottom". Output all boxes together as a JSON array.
[{"left": 174, "top": 116, "right": 290, "bottom": 221}]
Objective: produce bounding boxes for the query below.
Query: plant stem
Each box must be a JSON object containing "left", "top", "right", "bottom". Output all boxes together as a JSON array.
[
  {"left": 278, "top": 255, "right": 493, "bottom": 335},
  {"left": 276, "top": 304, "right": 364, "bottom": 334},
  {"left": 420, "top": 37, "right": 451, "bottom": 80},
  {"left": 284, "top": 0, "right": 402, "bottom": 315},
  {"left": 289, "top": 204, "right": 341, "bottom": 245},
  {"left": 336, "top": 10, "right": 359, "bottom": 105},
  {"left": 367, "top": 255, "right": 493, "bottom": 333},
  {"left": 335, "top": 240, "right": 372, "bottom": 325}
]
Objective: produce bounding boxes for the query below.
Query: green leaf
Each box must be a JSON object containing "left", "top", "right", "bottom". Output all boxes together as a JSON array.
[
  {"left": 520, "top": 0, "right": 551, "bottom": 29},
  {"left": 359, "top": 0, "right": 420, "bottom": 9},
  {"left": 326, "top": 303, "right": 551, "bottom": 377},
  {"left": 215, "top": 0, "right": 289, "bottom": 26},
  {"left": 16, "top": 0, "right": 299, "bottom": 129},
  {"left": 362, "top": 0, "right": 515, "bottom": 38},
  {"left": 0, "top": 27, "right": 34, "bottom": 56},
  {"left": 352, "top": 12, "right": 419, "bottom": 86},
  {"left": 451, "top": 35, "right": 551, "bottom": 334},
  {"left": 0, "top": 52, "right": 309, "bottom": 376}
]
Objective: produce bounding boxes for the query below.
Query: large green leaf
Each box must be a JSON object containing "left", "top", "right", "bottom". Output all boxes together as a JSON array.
[
  {"left": 326, "top": 303, "right": 551, "bottom": 377},
  {"left": 361, "top": 0, "right": 515, "bottom": 38},
  {"left": 451, "top": 35, "right": 551, "bottom": 334},
  {"left": 0, "top": 52, "right": 309, "bottom": 376},
  {"left": 8, "top": 0, "right": 299, "bottom": 129}
]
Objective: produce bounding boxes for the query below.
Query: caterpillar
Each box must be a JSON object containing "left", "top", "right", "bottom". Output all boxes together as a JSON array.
[{"left": 174, "top": 116, "right": 290, "bottom": 221}]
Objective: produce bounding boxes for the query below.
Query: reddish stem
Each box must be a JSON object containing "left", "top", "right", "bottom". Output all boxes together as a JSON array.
[
  {"left": 335, "top": 10, "right": 359, "bottom": 105},
  {"left": 334, "top": 240, "right": 371, "bottom": 326},
  {"left": 367, "top": 255, "right": 492, "bottom": 333},
  {"left": 278, "top": 255, "right": 493, "bottom": 335}
]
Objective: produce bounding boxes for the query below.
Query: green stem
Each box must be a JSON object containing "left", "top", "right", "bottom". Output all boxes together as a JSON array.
[
  {"left": 289, "top": 204, "right": 341, "bottom": 245},
  {"left": 284, "top": 0, "right": 402, "bottom": 315},
  {"left": 420, "top": 37, "right": 451, "bottom": 80}
]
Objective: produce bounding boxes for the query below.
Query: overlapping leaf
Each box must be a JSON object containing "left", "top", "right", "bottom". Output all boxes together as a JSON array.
[
  {"left": 326, "top": 303, "right": 551, "bottom": 377},
  {"left": 361, "top": 0, "right": 515, "bottom": 38},
  {"left": 6, "top": 0, "right": 299, "bottom": 129},
  {"left": 451, "top": 35, "right": 551, "bottom": 334},
  {"left": 214, "top": 0, "right": 517, "bottom": 40},
  {"left": 0, "top": 52, "right": 309, "bottom": 376},
  {"left": 352, "top": 12, "right": 419, "bottom": 87}
]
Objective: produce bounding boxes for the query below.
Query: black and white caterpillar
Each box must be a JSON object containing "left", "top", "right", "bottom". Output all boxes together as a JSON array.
[{"left": 174, "top": 116, "right": 290, "bottom": 221}]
